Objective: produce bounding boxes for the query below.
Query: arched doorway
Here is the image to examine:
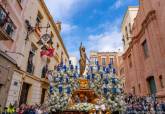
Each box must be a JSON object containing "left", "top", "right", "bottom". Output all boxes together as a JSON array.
[{"left": 147, "top": 76, "right": 157, "bottom": 95}]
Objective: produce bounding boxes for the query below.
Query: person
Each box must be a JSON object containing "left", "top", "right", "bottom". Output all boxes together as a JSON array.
[
  {"left": 0, "top": 105, "right": 2, "bottom": 114},
  {"left": 2, "top": 107, "right": 8, "bottom": 114},
  {"left": 161, "top": 101, "right": 165, "bottom": 112},
  {"left": 7, "top": 104, "right": 15, "bottom": 114}
]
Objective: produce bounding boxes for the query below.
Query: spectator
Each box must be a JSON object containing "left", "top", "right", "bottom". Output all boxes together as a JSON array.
[
  {"left": 0, "top": 105, "right": 2, "bottom": 114},
  {"left": 125, "top": 94, "right": 164, "bottom": 113},
  {"left": 7, "top": 104, "right": 15, "bottom": 114},
  {"left": 161, "top": 101, "right": 165, "bottom": 112},
  {"left": 2, "top": 107, "right": 8, "bottom": 114}
]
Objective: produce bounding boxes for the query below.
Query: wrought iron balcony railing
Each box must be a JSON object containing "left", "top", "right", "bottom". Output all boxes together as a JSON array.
[{"left": 0, "top": 5, "right": 16, "bottom": 40}]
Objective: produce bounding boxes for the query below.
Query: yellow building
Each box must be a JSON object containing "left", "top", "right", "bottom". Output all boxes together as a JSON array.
[{"left": 0, "top": 0, "right": 69, "bottom": 106}]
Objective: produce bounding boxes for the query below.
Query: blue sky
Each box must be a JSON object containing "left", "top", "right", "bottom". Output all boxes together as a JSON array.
[{"left": 45, "top": 0, "right": 139, "bottom": 58}]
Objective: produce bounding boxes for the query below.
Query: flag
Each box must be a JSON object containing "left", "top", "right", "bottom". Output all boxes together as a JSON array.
[{"left": 40, "top": 48, "right": 54, "bottom": 57}]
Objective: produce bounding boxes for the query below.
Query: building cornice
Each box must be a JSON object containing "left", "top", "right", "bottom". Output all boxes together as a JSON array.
[
  {"left": 14, "top": 69, "right": 49, "bottom": 84},
  {"left": 0, "top": 49, "right": 17, "bottom": 65},
  {"left": 121, "top": 6, "right": 139, "bottom": 31},
  {"left": 39, "top": 0, "right": 69, "bottom": 59}
]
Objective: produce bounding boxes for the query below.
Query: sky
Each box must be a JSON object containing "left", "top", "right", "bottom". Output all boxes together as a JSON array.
[{"left": 45, "top": 0, "right": 139, "bottom": 58}]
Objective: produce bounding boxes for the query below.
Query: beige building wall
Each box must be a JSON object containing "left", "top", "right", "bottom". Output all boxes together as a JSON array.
[
  {"left": 0, "top": 0, "right": 69, "bottom": 106},
  {"left": 121, "top": 6, "right": 138, "bottom": 52}
]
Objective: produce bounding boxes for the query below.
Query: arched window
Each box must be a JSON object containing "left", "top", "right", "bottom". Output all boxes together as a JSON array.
[
  {"left": 159, "top": 75, "right": 164, "bottom": 88},
  {"left": 147, "top": 76, "right": 157, "bottom": 95},
  {"left": 129, "top": 23, "right": 132, "bottom": 34},
  {"left": 41, "top": 64, "right": 48, "bottom": 78}
]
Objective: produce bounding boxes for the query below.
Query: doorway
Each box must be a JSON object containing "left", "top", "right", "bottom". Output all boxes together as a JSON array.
[
  {"left": 19, "top": 83, "right": 31, "bottom": 105},
  {"left": 147, "top": 76, "right": 157, "bottom": 95},
  {"left": 41, "top": 88, "right": 46, "bottom": 105}
]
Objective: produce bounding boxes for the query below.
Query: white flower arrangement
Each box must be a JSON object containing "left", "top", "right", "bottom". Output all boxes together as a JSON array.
[
  {"left": 69, "top": 103, "right": 95, "bottom": 111},
  {"left": 48, "top": 64, "right": 126, "bottom": 112}
]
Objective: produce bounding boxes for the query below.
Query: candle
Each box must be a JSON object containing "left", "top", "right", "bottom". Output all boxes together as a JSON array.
[
  {"left": 87, "top": 74, "right": 91, "bottom": 80},
  {"left": 97, "top": 65, "right": 100, "bottom": 71},
  {"left": 92, "top": 73, "right": 95, "bottom": 79},
  {"left": 66, "top": 86, "right": 71, "bottom": 94},
  {"left": 104, "top": 78, "right": 109, "bottom": 84},
  {"left": 113, "top": 68, "right": 116, "bottom": 74},
  {"left": 106, "top": 67, "right": 110, "bottom": 73},
  {"left": 66, "top": 76, "right": 69, "bottom": 83},
  {"left": 58, "top": 85, "right": 63, "bottom": 94},
  {"left": 50, "top": 86, "right": 53, "bottom": 94},
  {"left": 108, "top": 64, "right": 112, "bottom": 69},
  {"left": 63, "top": 65, "right": 67, "bottom": 72},
  {"left": 103, "top": 87, "right": 108, "bottom": 94},
  {"left": 70, "top": 65, "right": 74, "bottom": 70}
]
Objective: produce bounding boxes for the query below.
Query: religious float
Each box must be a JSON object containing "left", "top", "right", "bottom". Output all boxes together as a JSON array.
[{"left": 47, "top": 43, "right": 126, "bottom": 114}]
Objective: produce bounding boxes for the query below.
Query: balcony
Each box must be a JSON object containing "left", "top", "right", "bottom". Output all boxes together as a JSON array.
[{"left": 0, "top": 5, "right": 16, "bottom": 40}]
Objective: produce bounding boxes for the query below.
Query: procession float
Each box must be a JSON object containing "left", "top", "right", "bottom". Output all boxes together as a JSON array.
[{"left": 47, "top": 43, "right": 126, "bottom": 114}]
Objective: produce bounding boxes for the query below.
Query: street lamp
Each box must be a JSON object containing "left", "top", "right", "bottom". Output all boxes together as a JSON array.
[{"left": 25, "top": 19, "right": 50, "bottom": 41}]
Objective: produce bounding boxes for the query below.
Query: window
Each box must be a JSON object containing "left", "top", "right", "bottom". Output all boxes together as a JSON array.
[
  {"left": 122, "top": 36, "right": 125, "bottom": 46},
  {"left": 125, "top": 26, "right": 128, "bottom": 40},
  {"left": 36, "top": 11, "right": 43, "bottom": 26},
  {"left": 5, "top": 22, "right": 15, "bottom": 37},
  {"left": 27, "top": 45, "right": 37, "bottom": 74},
  {"left": 50, "top": 31, "right": 54, "bottom": 38},
  {"left": 0, "top": 6, "right": 16, "bottom": 39},
  {"left": 61, "top": 52, "right": 63, "bottom": 63},
  {"left": 19, "top": 83, "right": 31, "bottom": 105},
  {"left": 57, "top": 43, "right": 59, "bottom": 49},
  {"left": 41, "top": 65, "right": 48, "bottom": 78},
  {"left": 129, "top": 23, "right": 132, "bottom": 34},
  {"left": 159, "top": 75, "right": 164, "bottom": 88},
  {"left": 128, "top": 54, "right": 132, "bottom": 68},
  {"left": 110, "top": 58, "right": 113, "bottom": 64},
  {"left": 147, "top": 76, "right": 157, "bottom": 95},
  {"left": 0, "top": 7, "right": 7, "bottom": 26},
  {"left": 142, "top": 40, "right": 149, "bottom": 58},
  {"left": 102, "top": 58, "right": 106, "bottom": 65},
  {"left": 41, "top": 89, "right": 46, "bottom": 104}
]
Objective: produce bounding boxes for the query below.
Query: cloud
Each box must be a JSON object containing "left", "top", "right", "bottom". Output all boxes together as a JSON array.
[
  {"left": 45, "top": 0, "right": 90, "bottom": 21},
  {"left": 62, "top": 23, "right": 78, "bottom": 34},
  {"left": 113, "top": 0, "right": 123, "bottom": 9},
  {"left": 87, "top": 19, "right": 123, "bottom": 54},
  {"left": 87, "top": 31, "right": 122, "bottom": 52}
]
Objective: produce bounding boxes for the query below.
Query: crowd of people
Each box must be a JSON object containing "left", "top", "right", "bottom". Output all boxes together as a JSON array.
[
  {"left": 125, "top": 94, "right": 165, "bottom": 114},
  {"left": 0, "top": 104, "right": 48, "bottom": 114},
  {"left": 0, "top": 95, "right": 165, "bottom": 114}
]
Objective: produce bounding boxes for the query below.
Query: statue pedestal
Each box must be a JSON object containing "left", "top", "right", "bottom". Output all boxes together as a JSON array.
[{"left": 71, "top": 78, "right": 98, "bottom": 104}]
